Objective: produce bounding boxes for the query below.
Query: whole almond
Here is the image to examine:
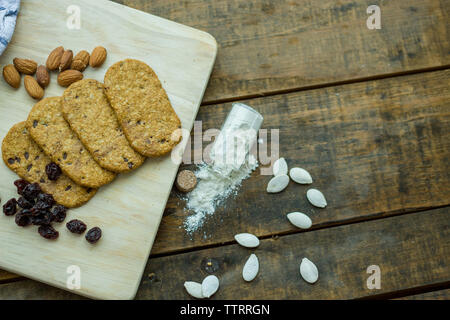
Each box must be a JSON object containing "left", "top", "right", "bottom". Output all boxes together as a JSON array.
[
  {"left": 59, "top": 49, "right": 73, "bottom": 71},
  {"left": 13, "top": 58, "right": 38, "bottom": 75},
  {"left": 57, "top": 69, "right": 83, "bottom": 87},
  {"left": 2, "top": 64, "right": 21, "bottom": 88},
  {"left": 89, "top": 46, "right": 107, "bottom": 68},
  {"left": 24, "top": 75, "right": 44, "bottom": 100},
  {"left": 46, "top": 46, "right": 64, "bottom": 71},
  {"left": 36, "top": 65, "right": 50, "bottom": 88},
  {"left": 70, "top": 59, "right": 87, "bottom": 72},
  {"left": 74, "top": 50, "right": 90, "bottom": 66}
]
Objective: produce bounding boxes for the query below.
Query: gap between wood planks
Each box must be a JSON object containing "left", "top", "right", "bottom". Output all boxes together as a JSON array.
[{"left": 200, "top": 64, "right": 450, "bottom": 107}]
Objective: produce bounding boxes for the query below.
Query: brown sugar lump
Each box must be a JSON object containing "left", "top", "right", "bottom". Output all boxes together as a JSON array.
[
  {"left": 2, "top": 122, "right": 96, "bottom": 208},
  {"left": 62, "top": 79, "right": 145, "bottom": 172},
  {"left": 26, "top": 97, "right": 116, "bottom": 188},
  {"left": 104, "top": 59, "right": 182, "bottom": 157}
]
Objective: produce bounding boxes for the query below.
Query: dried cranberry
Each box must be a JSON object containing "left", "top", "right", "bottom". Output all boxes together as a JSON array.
[
  {"left": 3, "top": 198, "right": 17, "bottom": 216},
  {"left": 45, "top": 162, "right": 62, "bottom": 181},
  {"left": 31, "top": 210, "right": 51, "bottom": 226},
  {"left": 37, "top": 193, "right": 55, "bottom": 206},
  {"left": 17, "top": 197, "right": 34, "bottom": 209},
  {"left": 51, "top": 205, "right": 67, "bottom": 223},
  {"left": 22, "top": 183, "right": 41, "bottom": 201},
  {"left": 38, "top": 225, "right": 59, "bottom": 240},
  {"left": 85, "top": 227, "right": 102, "bottom": 244},
  {"left": 15, "top": 212, "right": 31, "bottom": 227},
  {"left": 14, "top": 179, "right": 30, "bottom": 195},
  {"left": 66, "top": 219, "right": 87, "bottom": 234}
]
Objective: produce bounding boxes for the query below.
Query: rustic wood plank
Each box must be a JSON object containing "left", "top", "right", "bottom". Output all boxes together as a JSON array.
[
  {"left": 151, "top": 69, "right": 450, "bottom": 254},
  {"left": 0, "top": 270, "right": 20, "bottom": 283},
  {"left": 136, "top": 207, "right": 450, "bottom": 299},
  {"left": 118, "top": 0, "right": 450, "bottom": 102},
  {"left": 1, "top": 207, "right": 448, "bottom": 299},
  {"left": 396, "top": 289, "right": 450, "bottom": 300}
]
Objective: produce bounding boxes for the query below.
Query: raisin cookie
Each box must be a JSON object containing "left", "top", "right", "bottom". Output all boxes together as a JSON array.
[
  {"left": 104, "top": 59, "right": 182, "bottom": 157},
  {"left": 2, "top": 122, "right": 96, "bottom": 208},
  {"left": 26, "top": 97, "right": 116, "bottom": 188},
  {"left": 62, "top": 79, "right": 145, "bottom": 172}
]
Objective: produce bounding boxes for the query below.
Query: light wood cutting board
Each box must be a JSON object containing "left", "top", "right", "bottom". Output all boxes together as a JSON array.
[{"left": 0, "top": 0, "right": 217, "bottom": 299}]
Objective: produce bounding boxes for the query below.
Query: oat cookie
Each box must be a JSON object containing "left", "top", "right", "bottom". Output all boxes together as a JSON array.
[
  {"left": 2, "top": 122, "right": 96, "bottom": 208},
  {"left": 26, "top": 97, "right": 116, "bottom": 188},
  {"left": 62, "top": 79, "right": 145, "bottom": 172},
  {"left": 104, "top": 59, "right": 182, "bottom": 157}
]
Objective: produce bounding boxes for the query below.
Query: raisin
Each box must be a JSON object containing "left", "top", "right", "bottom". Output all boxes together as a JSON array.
[
  {"left": 33, "top": 120, "right": 38, "bottom": 128},
  {"left": 31, "top": 210, "right": 52, "bottom": 226},
  {"left": 18, "top": 197, "right": 34, "bottom": 209},
  {"left": 37, "top": 193, "right": 55, "bottom": 207},
  {"left": 66, "top": 219, "right": 87, "bottom": 234},
  {"left": 14, "top": 179, "right": 30, "bottom": 195},
  {"left": 38, "top": 225, "right": 59, "bottom": 240},
  {"left": 45, "top": 162, "right": 62, "bottom": 181},
  {"left": 15, "top": 212, "right": 31, "bottom": 227},
  {"left": 22, "top": 183, "right": 41, "bottom": 201},
  {"left": 51, "top": 205, "right": 67, "bottom": 223},
  {"left": 7, "top": 158, "right": 14, "bottom": 164},
  {"left": 3, "top": 198, "right": 17, "bottom": 216},
  {"left": 85, "top": 227, "right": 102, "bottom": 244},
  {"left": 33, "top": 200, "right": 51, "bottom": 211}
]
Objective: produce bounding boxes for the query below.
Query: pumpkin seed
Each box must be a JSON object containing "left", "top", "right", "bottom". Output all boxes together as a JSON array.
[
  {"left": 267, "top": 174, "right": 289, "bottom": 193},
  {"left": 287, "top": 212, "right": 312, "bottom": 229},
  {"left": 202, "top": 275, "right": 219, "bottom": 298},
  {"left": 306, "top": 188, "right": 327, "bottom": 208},
  {"left": 273, "top": 157, "right": 288, "bottom": 176},
  {"left": 184, "top": 281, "right": 204, "bottom": 299},
  {"left": 289, "top": 167, "right": 313, "bottom": 184},
  {"left": 243, "top": 254, "right": 259, "bottom": 282},
  {"left": 300, "top": 257, "right": 319, "bottom": 284},
  {"left": 234, "top": 233, "right": 260, "bottom": 248}
]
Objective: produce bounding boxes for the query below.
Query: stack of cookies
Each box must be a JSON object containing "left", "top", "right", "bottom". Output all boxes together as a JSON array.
[{"left": 2, "top": 59, "right": 182, "bottom": 208}]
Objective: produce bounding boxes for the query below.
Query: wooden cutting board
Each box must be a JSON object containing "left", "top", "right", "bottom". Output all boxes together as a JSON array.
[{"left": 0, "top": 0, "right": 217, "bottom": 299}]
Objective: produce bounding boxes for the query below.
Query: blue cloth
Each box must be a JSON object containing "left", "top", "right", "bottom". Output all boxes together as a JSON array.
[{"left": 0, "top": 0, "right": 20, "bottom": 56}]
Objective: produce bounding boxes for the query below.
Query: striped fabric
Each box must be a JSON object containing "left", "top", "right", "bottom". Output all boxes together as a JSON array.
[{"left": 0, "top": 0, "right": 20, "bottom": 56}]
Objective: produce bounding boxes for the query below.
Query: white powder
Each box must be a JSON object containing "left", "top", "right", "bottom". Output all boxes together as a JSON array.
[{"left": 183, "top": 103, "right": 263, "bottom": 236}]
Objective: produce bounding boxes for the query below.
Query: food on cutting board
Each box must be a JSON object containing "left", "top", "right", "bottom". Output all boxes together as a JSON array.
[
  {"left": 27, "top": 97, "right": 116, "bottom": 188},
  {"left": 2, "top": 122, "right": 96, "bottom": 208},
  {"left": 62, "top": 79, "right": 145, "bottom": 172},
  {"left": 2, "top": 64, "right": 21, "bottom": 88},
  {"left": 104, "top": 59, "right": 182, "bottom": 157}
]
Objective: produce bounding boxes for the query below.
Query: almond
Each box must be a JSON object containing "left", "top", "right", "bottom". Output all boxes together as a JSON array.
[
  {"left": 59, "top": 49, "right": 73, "bottom": 71},
  {"left": 2, "top": 64, "right": 21, "bottom": 88},
  {"left": 57, "top": 69, "right": 83, "bottom": 87},
  {"left": 74, "top": 50, "right": 90, "bottom": 66},
  {"left": 36, "top": 65, "right": 50, "bottom": 88},
  {"left": 24, "top": 75, "right": 44, "bottom": 100},
  {"left": 89, "top": 46, "right": 107, "bottom": 68},
  {"left": 13, "top": 58, "right": 38, "bottom": 75},
  {"left": 46, "top": 46, "right": 64, "bottom": 71},
  {"left": 70, "top": 59, "right": 87, "bottom": 72}
]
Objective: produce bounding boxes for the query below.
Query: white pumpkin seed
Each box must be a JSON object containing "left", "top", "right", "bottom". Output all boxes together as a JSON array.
[
  {"left": 289, "top": 167, "right": 313, "bottom": 184},
  {"left": 234, "top": 233, "right": 260, "bottom": 248},
  {"left": 184, "top": 281, "right": 204, "bottom": 299},
  {"left": 287, "top": 212, "right": 312, "bottom": 229},
  {"left": 273, "top": 157, "right": 288, "bottom": 176},
  {"left": 202, "top": 275, "right": 219, "bottom": 298},
  {"left": 267, "top": 174, "right": 289, "bottom": 193},
  {"left": 306, "top": 188, "right": 327, "bottom": 208},
  {"left": 242, "top": 254, "right": 259, "bottom": 282},
  {"left": 300, "top": 257, "right": 319, "bottom": 284}
]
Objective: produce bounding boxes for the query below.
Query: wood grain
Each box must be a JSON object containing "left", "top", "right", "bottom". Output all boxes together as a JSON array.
[
  {"left": 119, "top": 0, "right": 450, "bottom": 102},
  {"left": 151, "top": 69, "right": 450, "bottom": 254},
  {"left": 1, "top": 207, "right": 448, "bottom": 299},
  {"left": 396, "top": 289, "right": 450, "bottom": 300},
  {"left": 0, "top": 0, "right": 216, "bottom": 299}
]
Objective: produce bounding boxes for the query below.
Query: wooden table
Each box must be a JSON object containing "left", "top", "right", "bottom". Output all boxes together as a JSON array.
[{"left": 0, "top": 0, "right": 449, "bottom": 300}]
